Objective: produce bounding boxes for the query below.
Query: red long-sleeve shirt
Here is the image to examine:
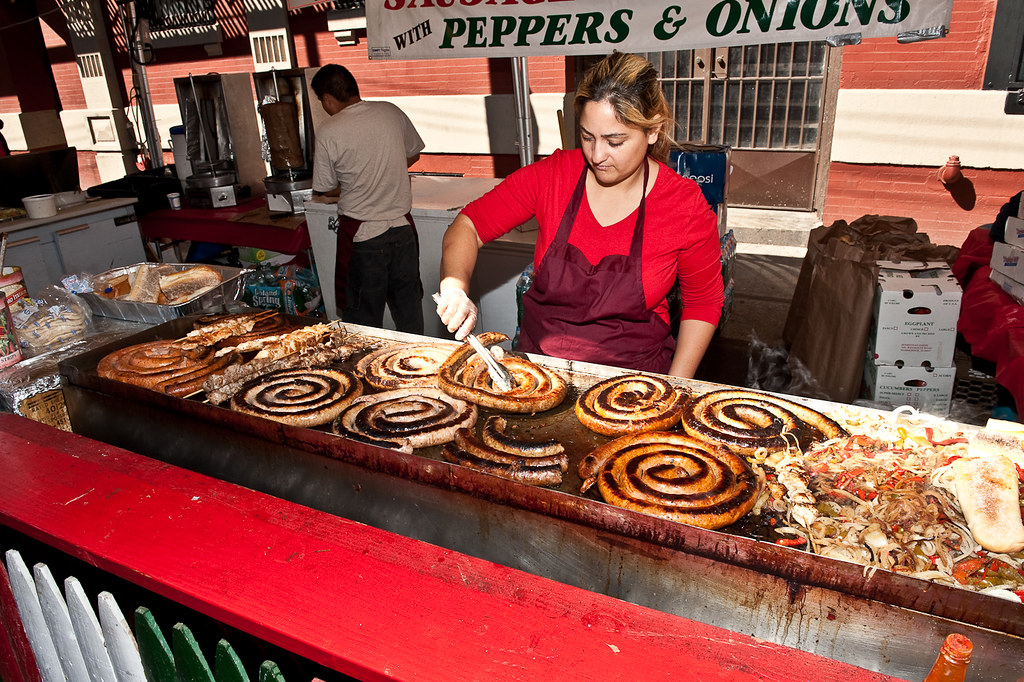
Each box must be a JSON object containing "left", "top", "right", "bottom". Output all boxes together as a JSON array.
[{"left": 463, "top": 148, "right": 724, "bottom": 326}]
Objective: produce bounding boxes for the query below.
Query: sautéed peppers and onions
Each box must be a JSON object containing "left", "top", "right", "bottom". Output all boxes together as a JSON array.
[{"left": 748, "top": 407, "right": 1024, "bottom": 602}]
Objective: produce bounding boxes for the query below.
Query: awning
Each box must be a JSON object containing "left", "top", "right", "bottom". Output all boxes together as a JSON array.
[{"left": 365, "top": 0, "right": 954, "bottom": 61}]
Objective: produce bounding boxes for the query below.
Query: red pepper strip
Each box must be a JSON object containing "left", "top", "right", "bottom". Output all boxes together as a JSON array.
[
  {"left": 923, "top": 425, "right": 969, "bottom": 445},
  {"left": 952, "top": 557, "right": 988, "bottom": 584},
  {"left": 1014, "top": 590, "right": 1024, "bottom": 602},
  {"left": 1016, "top": 463, "right": 1024, "bottom": 485},
  {"left": 942, "top": 455, "right": 963, "bottom": 467},
  {"left": 775, "top": 537, "right": 807, "bottom": 547},
  {"left": 836, "top": 467, "right": 866, "bottom": 491}
]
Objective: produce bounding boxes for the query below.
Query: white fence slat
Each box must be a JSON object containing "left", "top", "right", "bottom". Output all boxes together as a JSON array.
[
  {"left": 97, "top": 592, "right": 146, "bottom": 682},
  {"left": 65, "top": 577, "right": 118, "bottom": 682},
  {"left": 5, "top": 550, "right": 67, "bottom": 682},
  {"left": 33, "top": 563, "right": 90, "bottom": 682}
]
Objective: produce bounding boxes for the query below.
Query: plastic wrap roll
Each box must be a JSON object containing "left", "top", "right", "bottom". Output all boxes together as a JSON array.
[{"left": 261, "top": 101, "right": 304, "bottom": 169}]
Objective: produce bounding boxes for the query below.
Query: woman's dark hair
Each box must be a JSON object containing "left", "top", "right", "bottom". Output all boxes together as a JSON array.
[
  {"left": 310, "top": 64, "right": 360, "bottom": 101},
  {"left": 574, "top": 52, "right": 674, "bottom": 163}
]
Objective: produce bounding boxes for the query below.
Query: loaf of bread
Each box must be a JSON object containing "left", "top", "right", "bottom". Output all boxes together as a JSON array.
[
  {"left": 125, "top": 264, "right": 164, "bottom": 302},
  {"left": 952, "top": 454, "right": 1024, "bottom": 554},
  {"left": 159, "top": 265, "right": 223, "bottom": 305}
]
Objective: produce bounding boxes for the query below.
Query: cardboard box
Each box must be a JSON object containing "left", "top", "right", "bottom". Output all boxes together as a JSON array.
[
  {"left": 864, "top": 361, "right": 956, "bottom": 417},
  {"left": 1003, "top": 215, "right": 1024, "bottom": 248},
  {"left": 989, "top": 240, "right": 1024, "bottom": 284},
  {"left": 869, "top": 261, "right": 961, "bottom": 367},
  {"left": 990, "top": 268, "right": 1024, "bottom": 305}
]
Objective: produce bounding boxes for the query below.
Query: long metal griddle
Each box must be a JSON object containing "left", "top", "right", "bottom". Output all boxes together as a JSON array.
[{"left": 59, "top": 317, "right": 1024, "bottom": 681}]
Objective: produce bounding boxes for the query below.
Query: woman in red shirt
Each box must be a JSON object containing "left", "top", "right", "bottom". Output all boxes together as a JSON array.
[{"left": 436, "top": 52, "right": 723, "bottom": 378}]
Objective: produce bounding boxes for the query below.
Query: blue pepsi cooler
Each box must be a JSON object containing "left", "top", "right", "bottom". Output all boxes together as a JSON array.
[{"left": 669, "top": 145, "right": 730, "bottom": 218}]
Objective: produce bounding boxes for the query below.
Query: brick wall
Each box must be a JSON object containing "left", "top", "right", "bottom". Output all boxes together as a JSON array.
[
  {"left": 40, "top": 13, "right": 87, "bottom": 110},
  {"left": 77, "top": 150, "right": 101, "bottom": 189},
  {"left": 413, "top": 153, "right": 526, "bottom": 178},
  {"left": 838, "top": 0, "right": 997, "bottom": 90},
  {"left": 822, "top": 162, "right": 1022, "bottom": 248},
  {"left": 820, "top": 0, "right": 1024, "bottom": 247}
]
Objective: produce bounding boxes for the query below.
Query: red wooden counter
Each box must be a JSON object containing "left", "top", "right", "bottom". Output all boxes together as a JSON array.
[
  {"left": 0, "top": 413, "right": 906, "bottom": 682},
  {"left": 138, "top": 197, "right": 312, "bottom": 256}
]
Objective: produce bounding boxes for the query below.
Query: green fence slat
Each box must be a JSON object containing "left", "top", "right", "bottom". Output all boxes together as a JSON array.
[
  {"left": 258, "top": 660, "right": 287, "bottom": 682},
  {"left": 133, "top": 607, "right": 176, "bottom": 682},
  {"left": 214, "top": 639, "right": 249, "bottom": 682},
  {"left": 172, "top": 623, "right": 215, "bottom": 682}
]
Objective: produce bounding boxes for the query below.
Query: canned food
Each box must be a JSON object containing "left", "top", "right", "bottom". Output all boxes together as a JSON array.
[
  {"left": 0, "top": 298, "right": 22, "bottom": 369},
  {"left": 0, "top": 266, "right": 28, "bottom": 307}
]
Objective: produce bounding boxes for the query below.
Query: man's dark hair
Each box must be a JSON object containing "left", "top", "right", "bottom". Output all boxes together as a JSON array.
[{"left": 311, "top": 64, "right": 360, "bottom": 101}]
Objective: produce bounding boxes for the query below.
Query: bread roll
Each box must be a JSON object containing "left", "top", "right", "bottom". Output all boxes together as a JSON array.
[
  {"left": 969, "top": 430, "right": 1024, "bottom": 469},
  {"left": 125, "top": 264, "right": 163, "bottom": 303},
  {"left": 159, "top": 266, "right": 223, "bottom": 305},
  {"left": 952, "top": 454, "right": 1024, "bottom": 554}
]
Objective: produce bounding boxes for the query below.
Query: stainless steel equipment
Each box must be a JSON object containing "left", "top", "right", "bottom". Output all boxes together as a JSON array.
[
  {"left": 174, "top": 74, "right": 249, "bottom": 209},
  {"left": 252, "top": 69, "right": 316, "bottom": 214},
  {"left": 59, "top": 322, "right": 1024, "bottom": 681}
]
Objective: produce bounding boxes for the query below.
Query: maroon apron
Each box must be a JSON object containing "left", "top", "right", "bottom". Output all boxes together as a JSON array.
[
  {"left": 517, "top": 160, "right": 675, "bottom": 374},
  {"left": 333, "top": 212, "right": 415, "bottom": 310}
]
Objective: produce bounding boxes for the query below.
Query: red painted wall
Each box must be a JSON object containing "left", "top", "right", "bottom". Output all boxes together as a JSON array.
[
  {"left": 823, "top": 163, "right": 1021, "bottom": 248},
  {"left": 41, "top": 19, "right": 86, "bottom": 110},
  {"left": 821, "top": 0, "right": 1020, "bottom": 249},
  {"left": 838, "top": 0, "right": 998, "bottom": 89}
]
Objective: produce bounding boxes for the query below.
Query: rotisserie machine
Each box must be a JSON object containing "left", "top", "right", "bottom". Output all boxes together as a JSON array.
[
  {"left": 252, "top": 69, "right": 317, "bottom": 214},
  {"left": 173, "top": 73, "right": 265, "bottom": 209}
]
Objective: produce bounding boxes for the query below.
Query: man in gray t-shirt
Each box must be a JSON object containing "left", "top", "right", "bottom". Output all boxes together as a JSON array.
[{"left": 311, "top": 64, "right": 425, "bottom": 333}]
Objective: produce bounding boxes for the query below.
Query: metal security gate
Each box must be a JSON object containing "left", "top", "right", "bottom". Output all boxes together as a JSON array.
[{"left": 642, "top": 42, "right": 838, "bottom": 211}]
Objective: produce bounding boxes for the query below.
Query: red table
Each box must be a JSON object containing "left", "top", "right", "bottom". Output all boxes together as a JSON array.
[
  {"left": 138, "top": 197, "right": 312, "bottom": 257},
  {"left": 0, "top": 413, "right": 906, "bottom": 682}
]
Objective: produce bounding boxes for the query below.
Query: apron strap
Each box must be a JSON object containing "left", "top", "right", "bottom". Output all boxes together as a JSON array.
[{"left": 629, "top": 158, "right": 650, "bottom": 261}]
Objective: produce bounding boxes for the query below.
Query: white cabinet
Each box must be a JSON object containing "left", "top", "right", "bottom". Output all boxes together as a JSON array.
[
  {"left": 411, "top": 175, "right": 537, "bottom": 344},
  {"left": 305, "top": 176, "right": 537, "bottom": 346},
  {"left": 3, "top": 198, "right": 144, "bottom": 296}
]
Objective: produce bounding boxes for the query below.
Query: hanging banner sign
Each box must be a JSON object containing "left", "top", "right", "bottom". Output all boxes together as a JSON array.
[{"left": 365, "top": 0, "right": 953, "bottom": 60}]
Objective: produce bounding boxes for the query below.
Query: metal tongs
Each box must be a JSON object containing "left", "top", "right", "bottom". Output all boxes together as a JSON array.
[
  {"left": 433, "top": 293, "right": 514, "bottom": 392},
  {"left": 464, "top": 332, "right": 514, "bottom": 392}
]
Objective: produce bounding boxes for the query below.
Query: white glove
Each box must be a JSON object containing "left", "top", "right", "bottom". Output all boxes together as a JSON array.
[{"left": 434, "top": 289, "right": 478, "bottom": 340}]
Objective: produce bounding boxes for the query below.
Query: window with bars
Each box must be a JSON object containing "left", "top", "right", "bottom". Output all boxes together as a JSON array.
[{"left": 643, "top": 42, "right": 828, "bottom": 152}]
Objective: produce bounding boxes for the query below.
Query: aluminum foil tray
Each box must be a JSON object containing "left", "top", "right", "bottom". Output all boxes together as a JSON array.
[{"left": 80, "top": 263, "right": 250, "bottom": 324}]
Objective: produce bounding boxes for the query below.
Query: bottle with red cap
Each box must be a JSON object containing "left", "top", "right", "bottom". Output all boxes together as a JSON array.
[{"left": 922, "top": 633, "right": 972, "bottom": 682}]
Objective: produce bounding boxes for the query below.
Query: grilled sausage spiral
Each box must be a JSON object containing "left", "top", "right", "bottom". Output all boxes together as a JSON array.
[
  {"left": 680, "top": 388, "right": 847, "bottom": 456},
  {"left": 578, "top": 431, "right": 759, "bottom": 530},
  {"left": 334, "top": 388, "right": 477, "bottom": 450},
  {"left": 438, "top": 331, "right": 567, "bottom": 413},
  {"left": 575, "top": 374, "right": 687, "bottom": 436},
  {"left": 355, "top": 341, "right": 453, "bottom": 390},
  {"left": 441, "top": 416, "right": 568, "bottom": 487},
  {"left": 97, "top": 339, "right": 235, "bottom": 398},
  {"left": 229, "top": 367, "right": 362, "bottom": 428}
]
